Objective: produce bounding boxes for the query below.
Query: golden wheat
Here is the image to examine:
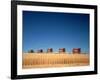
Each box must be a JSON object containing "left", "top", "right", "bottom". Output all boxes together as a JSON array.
[{"left": 22, "top": 53, "right": 89, "bottom": 69}]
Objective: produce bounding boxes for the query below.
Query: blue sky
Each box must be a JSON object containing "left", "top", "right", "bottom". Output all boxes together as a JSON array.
[{"left": 23, "top": 11, "right": 89, "bottom": 53}]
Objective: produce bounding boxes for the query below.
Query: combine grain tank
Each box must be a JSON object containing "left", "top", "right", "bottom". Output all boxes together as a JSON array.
[
  {"left": 37, "top": 49, "right": 43, "bottom": 53},
  {"left": 73, "top": 48, "right": 81, "bottom": 54},
  {"left": 59, "top": 48, "right": 66, "bottom": 53},
  {"left": 47, "top": 48, "right": 53, "bottom": 53}
]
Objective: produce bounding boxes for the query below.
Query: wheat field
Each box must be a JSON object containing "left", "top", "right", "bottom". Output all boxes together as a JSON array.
[{"left": 22, "top": 53, "right": 89, "bottom": 69}]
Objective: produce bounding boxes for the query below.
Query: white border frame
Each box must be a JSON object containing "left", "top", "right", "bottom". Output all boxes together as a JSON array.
[{"left": 17, "top": 5, "right": 95, "bottom": 75}]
